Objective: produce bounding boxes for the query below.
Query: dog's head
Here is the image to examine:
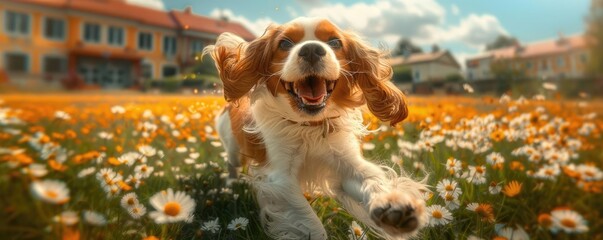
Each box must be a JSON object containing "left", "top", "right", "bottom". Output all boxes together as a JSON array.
[{"left": 206, "top": 17, "right": 408, "bottom": 125}]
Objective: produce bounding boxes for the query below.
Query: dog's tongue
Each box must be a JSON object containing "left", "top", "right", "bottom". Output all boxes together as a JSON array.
[{"left": 298, "top": 76, "right": 326, "bottom": 103}]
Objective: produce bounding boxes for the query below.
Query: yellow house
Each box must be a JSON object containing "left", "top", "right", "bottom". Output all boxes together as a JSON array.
[
  {"left": 466, "top": 34, "right": 589, "bottom": 81},
  {"left": 0, "top": 0, "right": 254, "bottom": 89}
]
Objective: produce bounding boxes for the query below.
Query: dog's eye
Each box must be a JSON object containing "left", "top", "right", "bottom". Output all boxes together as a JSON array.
[
  {"left": 279, "top": 39, "right": 294, "bottom": 51},
  {"left": 327, "top": 38, "right": 342, "bottom": 49}
]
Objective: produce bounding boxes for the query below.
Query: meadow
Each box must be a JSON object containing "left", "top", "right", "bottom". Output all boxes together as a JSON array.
[{"left": 0, "top": 90, "right": 602, "bottom": 240}]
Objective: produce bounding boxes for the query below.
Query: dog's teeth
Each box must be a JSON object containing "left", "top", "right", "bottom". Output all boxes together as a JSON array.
[
  {"left": 327, "top": 81, "right": 335, "bottom": 91},
  {"left": 284, "top": 82, "right": 291, "bottom": 91}
]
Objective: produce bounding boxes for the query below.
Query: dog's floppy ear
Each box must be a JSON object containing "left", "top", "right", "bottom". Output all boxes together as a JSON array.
[
  {"left": 203, "top": 26, "right": 278, "bottom": 102},
  {"left": 343, "top": 32, "right": 408, "bottom": 126}
]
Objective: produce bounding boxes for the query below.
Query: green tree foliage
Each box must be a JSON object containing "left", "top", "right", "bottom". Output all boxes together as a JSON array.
[
  {"left": 587, "top": 0, "right": 603, "bottom": 77},
  {"left": 391, "top": 65, "right": 413, "bottom": 84},
  {"left": 392, "top": 38, "right": 423, "bottom": 56},
  {"left": 486, "top": 35, "right": 519, "bottom": 51}
]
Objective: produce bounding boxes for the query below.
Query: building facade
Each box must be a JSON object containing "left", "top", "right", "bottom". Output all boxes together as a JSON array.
[
  {"left": 389, "top": 51, "right": 461, "bottom": 82},
  {"left": 0, "top": 0, "right": 254, "bottom": 89},
  {"left": 466, "top": 34, "right": 590, "bottom": 81}
]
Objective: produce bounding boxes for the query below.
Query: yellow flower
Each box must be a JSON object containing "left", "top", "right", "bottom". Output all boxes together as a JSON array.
[{"left": 503, "top": 181, "right": 522, "bottom": 197}]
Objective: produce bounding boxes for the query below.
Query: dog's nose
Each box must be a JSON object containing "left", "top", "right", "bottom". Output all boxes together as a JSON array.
[{"left": 298, "top": 43, "right": 326, "bottom": 66}]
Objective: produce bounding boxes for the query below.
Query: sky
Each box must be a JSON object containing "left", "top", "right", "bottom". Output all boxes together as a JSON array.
[{"left": 128, "top": 0, "right": 591, "bottom": 66}]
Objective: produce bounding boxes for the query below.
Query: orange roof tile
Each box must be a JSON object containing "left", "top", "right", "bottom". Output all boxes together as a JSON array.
[
  {"left": 12, "top": 0, "right": 177, "bottom": 28},
  {"left": 9, "top": 0, "right": 256, "bottom": 39},
  {"left": 471, "top": 34, "right": 587, "bottom": 61},
  {"left": 171, "top": 10, "right": 256, "bottom": 41},
  {"left": 388, "top": 51, "right": 460, "bottom": 68}
]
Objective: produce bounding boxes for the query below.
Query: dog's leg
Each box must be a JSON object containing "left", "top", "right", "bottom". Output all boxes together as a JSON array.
[
  {"left": 215, "top": 109, "right": 240, "bottom": 179},
  {"left": 252, "top": 143, "right": 328, "bottom": 240},
  {"left": 328, "top": 134, "right": 428, "bottom": 240}
]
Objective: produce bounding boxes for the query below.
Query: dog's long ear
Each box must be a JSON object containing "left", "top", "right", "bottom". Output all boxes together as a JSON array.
[
  {"left": 343, "top": 32, "right": 408, "bottom": 126},
  {"left": 203, "top": 27, "right": 277, "bottom": 102}
]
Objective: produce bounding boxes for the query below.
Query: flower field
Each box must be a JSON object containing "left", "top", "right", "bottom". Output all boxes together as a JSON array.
[{"left": 0, "top": 92, "right": 602, "bottom": 240}]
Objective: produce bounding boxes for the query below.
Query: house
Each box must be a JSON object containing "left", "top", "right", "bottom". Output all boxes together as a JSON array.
[
  {"left": 0, "top": 0, "right": 254, "bottom": 89},
  {"left": 465, "top": 34, "right": 590, "bottom": 81},
  {"left": 388, "top": 51, "right": 461, "bottom": 83}
]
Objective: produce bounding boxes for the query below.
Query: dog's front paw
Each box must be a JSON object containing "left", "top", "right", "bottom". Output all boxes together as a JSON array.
[{"left": 369, "top": 191, "right": 427, "bottom": 238}]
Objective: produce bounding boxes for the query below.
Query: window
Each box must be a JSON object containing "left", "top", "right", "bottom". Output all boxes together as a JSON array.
[
  {"left": 413, "top": 70, "right": 421, "bottom": 82},
  {"left": 557, "top": 57, "right": 564, "bottom": 67},
  {"left": 138, "top": 32, "right": 153, "bottom": 50},
  {"left": 43, "top": 56, "right": 67, "bottom": 74},
  {"left": 107, "top": 26, "right": 124, "bottom": 46},
  {"left": 540, "top": 60, "right": 548, "bottom": 70},
  {"left": 580, "top": 54, "right": 587, "bottom": 64},
  {"left": 526, "top": 62, "right": 532, "bottom": 69},
  {"left": 162, "top": 65, "right": 177, "bottom": 78},
  {"left": 163, "top": 36, "right": 177, "bottom": 55},
  {"left": 190, "top": 40, "right": 204, "bottom": 56},
  {"left": 141, "top": 63, "right": 153, "bottom": 79},
  {"left": 5, "top": 53, "right": 28, "bottom": 73},
  {"left": 5, "top": 11, "right": 30, "bottom": 36},
  {"left": 44, "top": 17, "right": 65, "bottom": 40},
  {"left": 83, "top": 23, "right": 101, "bottom": 43}
]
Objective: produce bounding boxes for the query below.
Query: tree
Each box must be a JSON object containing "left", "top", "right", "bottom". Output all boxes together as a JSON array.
[
  {"left": 486, "top": 35, "right": 519, "bottom": 51},
  {"left": 587, "top": 0, "right": 603, "bottom": 77},
  {"left": 431, "top": 44, "right": 441, "bottom": 53},
  {"left": 392, "top": 38, "right": 423, "bottom": 56}
]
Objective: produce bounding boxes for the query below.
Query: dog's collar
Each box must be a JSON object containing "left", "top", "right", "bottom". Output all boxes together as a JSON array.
[{"left": 284, "top": 116, "right": 340, "bottom": 137}]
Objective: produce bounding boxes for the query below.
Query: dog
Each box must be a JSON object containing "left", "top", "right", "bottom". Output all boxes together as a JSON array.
[{"left": 205, "top": 17, "right": 428, "bottom": 240}]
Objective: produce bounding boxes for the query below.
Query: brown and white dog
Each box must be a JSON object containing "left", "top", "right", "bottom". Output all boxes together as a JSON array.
[{"left": 205, "top": 17, "right": 427, "bottom": 240}]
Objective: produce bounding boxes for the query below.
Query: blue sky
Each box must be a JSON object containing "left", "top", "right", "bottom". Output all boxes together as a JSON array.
[{"left": 130, "top": 0, "right": 590, "bottom": 64}]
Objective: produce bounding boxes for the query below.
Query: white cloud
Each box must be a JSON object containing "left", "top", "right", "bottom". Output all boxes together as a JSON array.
[
  {"left": 286, "top": 6, "right": 299, "bottom": 18},
  {"left": 126, "top": 0, "right": 165, "bottom": 10},
  {"left": 451, "top": 4, "right": 460, "bottom": 16},
  {"left": 209, "top": 9, "right": 278, "bottom": 37},
  {"left": 445, "top": 14, "right": 507, "bottom": 49},
  {"left": 306, "top": 0, "right": 446, "bottom": 47},
  {"left": 206, "top": 1, "right": 507, "bottom": 53}
]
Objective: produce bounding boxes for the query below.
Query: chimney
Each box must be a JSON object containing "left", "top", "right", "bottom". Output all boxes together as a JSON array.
[
  {"left": 184, "top": 6, "right": 192, "bottom": 14},
  {"left": 556, "top": 32, "right": 568, "bottom": 46}
]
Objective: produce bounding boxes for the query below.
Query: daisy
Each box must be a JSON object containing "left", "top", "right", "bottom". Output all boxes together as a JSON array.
[
  {"left": 77, "top": 167, "right": 96, "bottom": 178},
  {"left": 31, "top": 180, "right": 70, "bottom": 204},
  {"left": 138, "top": 145, "right": 157, "bottom": 157},
  {"left": 83, "top": 210, "right": 107, "bottom": 226},
  {"left": 127, "top": 204, "right": 147, "bottom": 219},
  {"left": 227, "top": 217, "right": 249, "bottom": 231},
  {"left": 53, "top": 210, "right": 79, "bottom": 226},
  {"left": 445, "top": 158, "right": 462, "bottom": 176},
  {"left": 149, "top": 188, "right": 196, "bottom": 224},
  {"left": 201, "top": 217, "right": 221, "bottom": 234},
  {"left": 496, "top": 225, "right": 529, "bottom": 240},
  {"left": 443, "top": 192, "right": 460, "bottom": 210},
  {"left": 121, "top": 192, "right": 140, "bottom": 209},
  {"left": 436, "top": 179, "right": 462, "bottom": 198},
  {"left": 54, "top": 111, "right": 71, "bottom": 120},
  {"left": 134, "top": 164, "right": 154, "bottom": 178},
  {"left": 126, "top": 173, "right": 143, "bottom": 188},
  {"left": 426, "top": 205, "right": 452, "bottom": 226},
  {"left": 502, "top": 181, "right": 522, "bottom": 197},
  {"left": 489, "top": 181, "right": 502, "bottom": 194},
  {"left": 486, "top": 152, "right": 505, "bottom": 165},
  {"left": 348, "top": 221, "right": 367, "bottom": 240},
  {"left": 466, "top": 165, "right": 487, "bottom": 184},
  {"left": 22, "top": 163, "right": 48, "bottom": 177},
  {"left": 551, "top": 209, "right": 589, "bottom": 233},
  {"left": 111, "top": 105, "right": 126, "bottom": 114},
  {"left": 534, "top": 164, "right": 560, "bottom": 181}
]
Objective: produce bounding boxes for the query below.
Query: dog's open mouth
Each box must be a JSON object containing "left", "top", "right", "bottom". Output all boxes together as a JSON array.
[{"left": 282, "top": 75, "right": 337, "bottom": 115}]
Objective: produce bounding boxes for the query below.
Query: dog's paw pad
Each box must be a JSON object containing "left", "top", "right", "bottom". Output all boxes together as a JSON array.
[{"left": 369, "top": 192, "right": 426, "bottom": 236}]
